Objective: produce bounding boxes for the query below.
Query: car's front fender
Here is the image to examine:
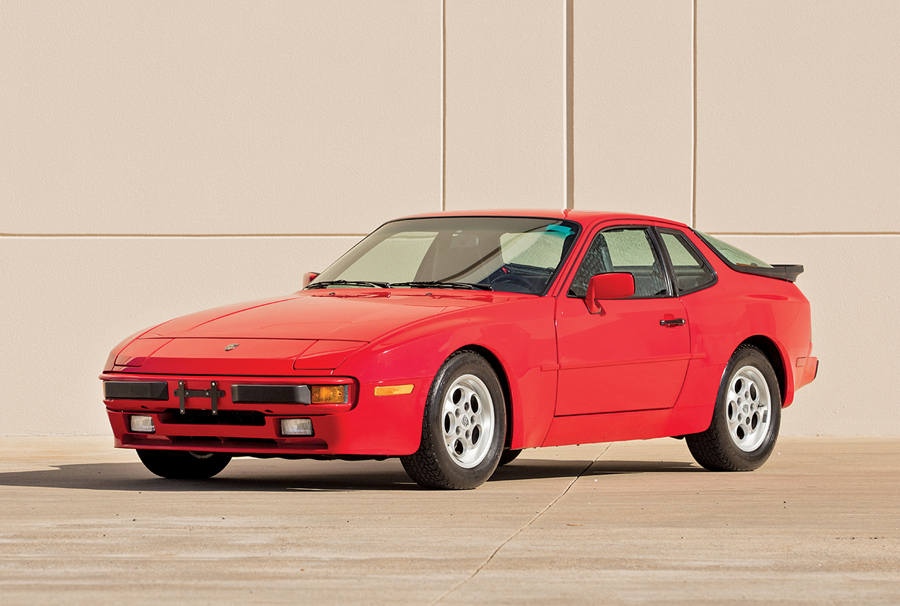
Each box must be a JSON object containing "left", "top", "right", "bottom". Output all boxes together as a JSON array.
[{"left": 337, "top": 296, "right": 559, "bottom": 449}]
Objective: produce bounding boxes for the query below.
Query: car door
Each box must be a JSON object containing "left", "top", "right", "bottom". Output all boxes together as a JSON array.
[{"left": 554, "top": 225, "right": 691, "bottom": 416}]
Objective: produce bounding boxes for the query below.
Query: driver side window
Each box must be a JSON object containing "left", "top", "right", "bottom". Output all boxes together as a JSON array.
[{"left": 568, "top": 227, "right": 668, "bottom": 298}]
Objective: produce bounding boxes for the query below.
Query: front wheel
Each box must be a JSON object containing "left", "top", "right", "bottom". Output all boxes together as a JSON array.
[
  {"left": 137, "top": 449, "right": 232, "bottom": 479},
  {"left": 687, "top": 345, "right": 781, "bottom": 471},
  {"left": 498, "top": 449, "right": 522, "bottom": 466},
  {"left": 401, "top": 351, "right": 506, "bottom": 489}
]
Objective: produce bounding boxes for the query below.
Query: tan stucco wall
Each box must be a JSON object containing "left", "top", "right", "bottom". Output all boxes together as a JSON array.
[{"left": 2, "top": 1, "right": 897, "bottom": 435}]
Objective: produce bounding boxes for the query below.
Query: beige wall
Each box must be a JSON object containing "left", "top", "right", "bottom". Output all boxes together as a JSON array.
[
  {"left": 444, "top": 0, "right": 567, "bottom": 210},
  {"left": 574, "top": 0, "right": 694, "bottom": 224},
  {"left": 1, "top": 1, "right": 442, "bottom": 234},
  {"left": 1, "top": 1, "right": 897, "bottom": 435},
  {"left": 696, "top": 0, "right": 900, "bottom": 437},
  {"left": 696, "top": 0, "right": 899, "bottom": 233}
]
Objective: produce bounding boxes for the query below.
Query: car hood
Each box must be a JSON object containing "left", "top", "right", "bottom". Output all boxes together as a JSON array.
[
  {"left": 144, "top": 290, "right": 507, "bottom": 342},
  {"left": 112, "top": 290, "right": 531, "bottom": 375}
]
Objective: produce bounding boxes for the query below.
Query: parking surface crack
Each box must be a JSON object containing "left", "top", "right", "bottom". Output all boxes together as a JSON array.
[{"left": 429, "top": 444, "right": 611, "bottom": 605}]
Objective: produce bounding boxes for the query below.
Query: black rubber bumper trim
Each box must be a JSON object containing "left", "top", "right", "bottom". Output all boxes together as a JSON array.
[
  {"left": 104, "top": 381, "right": 169, "bottom": 401},
  {"left": 231, "top": 384, "right": 312, "bottom": 404}
]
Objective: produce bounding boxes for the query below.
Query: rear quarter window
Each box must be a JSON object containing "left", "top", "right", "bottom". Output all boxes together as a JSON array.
[{"left": 698, "top": 232, "right": 772, "bottom": 268}]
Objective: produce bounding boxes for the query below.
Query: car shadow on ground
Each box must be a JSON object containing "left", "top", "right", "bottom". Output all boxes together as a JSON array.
[
  {"left": 492, "top": 458, "right": 701, "bottom": 483},
  {"left": 0, "top": 458, "right": 700, "bottom": 493}
]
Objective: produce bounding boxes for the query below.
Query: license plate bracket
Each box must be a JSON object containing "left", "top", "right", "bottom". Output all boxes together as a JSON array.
[{"left": 174, "top": 381, "right": 225, "bottom": 415}]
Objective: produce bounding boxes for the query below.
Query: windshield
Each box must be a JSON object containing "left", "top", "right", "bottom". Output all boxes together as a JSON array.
[{"left": 310, "top": 217, "right": 581, "bottom": 295}]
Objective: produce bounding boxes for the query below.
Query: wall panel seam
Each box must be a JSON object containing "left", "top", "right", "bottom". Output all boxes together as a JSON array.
[
  {"left": 0, "top": 234, "right": 368, "bottom": 238},
  {"left": 691, "top": 0, "right": 698, "bottom": 229},
  {"left": 441, "top": 0, "right": 447, "bottom": 212},
  {"left": 4, "top": 232, "right": 899, "bottom": 238},
  {"left": 565, "top": 0, "right": 574, "bottom": 210},
  {"left": 706, "top": 232, "right": 900, "bottom": 237}
]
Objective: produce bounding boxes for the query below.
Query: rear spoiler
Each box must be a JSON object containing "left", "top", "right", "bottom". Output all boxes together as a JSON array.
[{"left": 731, "top": 264, "right": 804, "bottom": 283}]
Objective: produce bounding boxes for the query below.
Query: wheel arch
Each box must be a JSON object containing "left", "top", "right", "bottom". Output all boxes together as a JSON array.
[
  {"left": 738, "top": 335, "right": 787, "bottom": 406},
  {"left": 453, "top": 344, "right": 514, "bottom": 448}
]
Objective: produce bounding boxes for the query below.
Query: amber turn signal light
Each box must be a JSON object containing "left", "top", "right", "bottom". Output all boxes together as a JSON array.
[
  {"left": 374, "top": 384, "right": 414, "bottom": 397},
  {"left": 310, "top": 385, "right": 348, "bottom": 404}
]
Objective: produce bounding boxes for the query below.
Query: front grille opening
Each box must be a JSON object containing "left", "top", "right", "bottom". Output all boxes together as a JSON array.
[
  {"left": 161, "top": 409, "right": 266, "bottom": 426},
  {"left": 167, "top": 436, "right": 281, "bottom": 448}
]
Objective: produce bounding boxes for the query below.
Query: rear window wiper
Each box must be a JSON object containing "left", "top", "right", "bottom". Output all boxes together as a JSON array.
[
  {"left": 392, "top": 281, "right": 493, "bottom": 291},
  {"left": 306, "top": 279, "right": 391, "bottom": 289}
]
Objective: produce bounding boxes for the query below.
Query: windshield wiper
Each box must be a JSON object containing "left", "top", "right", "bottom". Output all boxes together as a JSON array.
[
  {"left": 306, "top": 279, "right": 391, "bottom": 289},
  {"left": 392, "top": 281, "right": 493, "bottom": 291}
]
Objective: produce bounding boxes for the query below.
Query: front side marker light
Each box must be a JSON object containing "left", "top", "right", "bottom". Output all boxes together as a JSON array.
[
  {"left": 129, "top": 415, "right": 156, "bottom": 433},
  {"left": 281, "top": 418, "right": 313, "bottom": 436},
  {"left": 310, "top": 385, "right": 348, "bottom": 404},
  {"left": 374, "top": 384, "right": 414, "bottom": 397}
]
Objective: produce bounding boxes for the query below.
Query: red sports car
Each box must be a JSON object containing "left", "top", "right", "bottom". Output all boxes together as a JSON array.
[{"left": 101, "top": 211, "right": 818, "bottom": 489}]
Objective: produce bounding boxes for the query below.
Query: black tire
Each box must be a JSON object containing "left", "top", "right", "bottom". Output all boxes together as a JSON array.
[
  {"left": 687, "top": 345, "right": 781, "bottom": 471},
  {"left": 498, "top": 449, "right": 522, "bottom": 466},
  {"left": 401, "top": 350, "right": 507, "bottom": 489},
  {"left": 137, "top": 449, "right": 232, "bottom": 479}
]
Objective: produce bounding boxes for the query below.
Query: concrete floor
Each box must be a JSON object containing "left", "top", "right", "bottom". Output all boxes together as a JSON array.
[{"left": 0, "top": 437, "right": 897, "bottom": 605}]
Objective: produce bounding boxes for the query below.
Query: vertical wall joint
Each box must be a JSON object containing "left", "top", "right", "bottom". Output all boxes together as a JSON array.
[
  {"left": 691, "top": 0, "right": 698, "bottom": 228},
  {"left": 565, "top": 0, "right": 575, "bottom": 210}
]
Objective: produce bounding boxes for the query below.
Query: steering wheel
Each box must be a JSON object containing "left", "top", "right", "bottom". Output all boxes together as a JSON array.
[{"left": 490, "top": 273, "right": 533, "bottom": 293}]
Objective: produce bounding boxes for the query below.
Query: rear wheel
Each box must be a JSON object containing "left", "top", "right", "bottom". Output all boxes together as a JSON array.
[
  {"left": 687, "top": 345, "right": 781, "bottom": 471},
  {"left": 401, "top": 351, "right": 506, "bottom": 489},
  {"left": 137, "top": 449, "right": 232, "bottom": 479}
]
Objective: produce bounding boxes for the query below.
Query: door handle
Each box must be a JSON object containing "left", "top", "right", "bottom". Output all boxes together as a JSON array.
[{"left": 659, "top": 318, "right": 686, "bottom": 327}]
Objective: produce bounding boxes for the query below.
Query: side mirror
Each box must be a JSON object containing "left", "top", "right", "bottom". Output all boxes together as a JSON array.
[
  {"left": 303, "top": 272, "right": 319, "bottom": 287},
  {"left": 585, "top": 273, "right": 635, "bottom": 314}
]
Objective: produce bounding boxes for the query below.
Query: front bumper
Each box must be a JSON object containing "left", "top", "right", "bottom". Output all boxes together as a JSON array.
[{"left": 102, "top": 373, "right": 427, "bottom": 456}]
